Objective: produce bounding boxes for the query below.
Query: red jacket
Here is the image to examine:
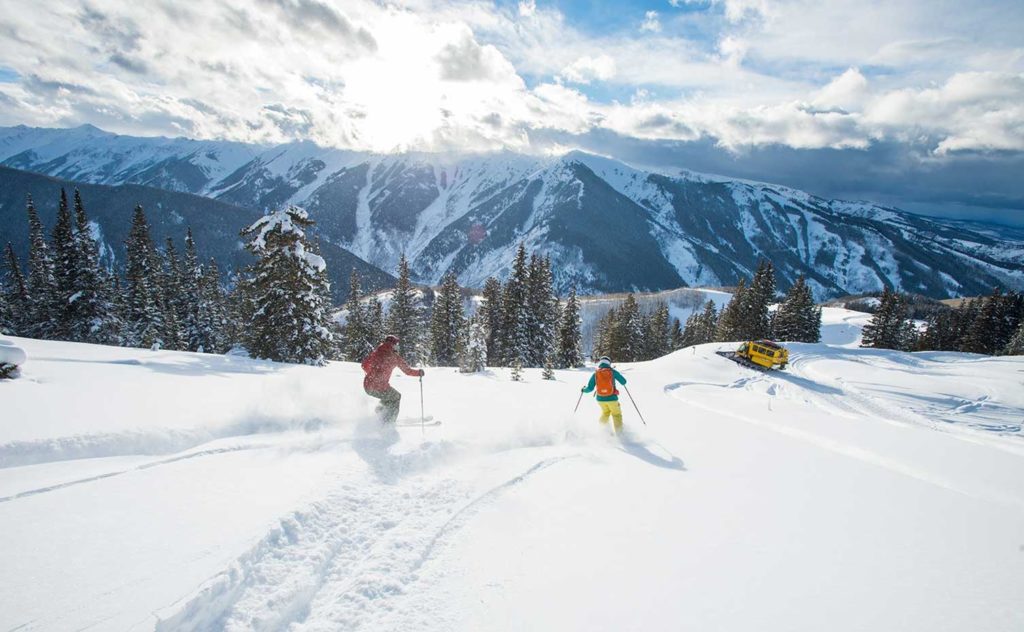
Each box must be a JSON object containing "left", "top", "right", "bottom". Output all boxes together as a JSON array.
[{"left": 361, "top": 341, "right": 420, "bottom": 391}]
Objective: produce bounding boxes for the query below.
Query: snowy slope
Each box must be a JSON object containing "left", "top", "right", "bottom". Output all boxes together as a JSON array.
[
  {"left": 2, "top": 333, "right": 1024, "bottom": 631},
  {"left": 3, "top": 126, "right": 1023, "bottom": 299}
]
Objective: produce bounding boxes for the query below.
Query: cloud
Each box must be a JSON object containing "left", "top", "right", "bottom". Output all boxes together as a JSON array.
[
  {"left": 518, "top": 0, "right": 536, "bottom": 18},
  {"left": 561, "top": 55, "right": 616, "bottom": 84},
  {"left": 641, "top": 11, "right": 662, "bottom": 32}
]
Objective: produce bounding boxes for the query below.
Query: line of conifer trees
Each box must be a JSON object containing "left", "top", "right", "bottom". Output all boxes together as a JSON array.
[
  {"left": 1, "top": 191, "right": 230, "bottom": 353},
  {"left": 862, "top": 287, "right": 1024, "bottom": 355},
  {"left": 593, "top": 260, "right": 823, "bottom": 360}
]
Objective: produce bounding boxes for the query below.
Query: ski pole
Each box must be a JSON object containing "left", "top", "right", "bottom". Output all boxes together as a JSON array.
[
  {"left": 623, "top": 384, "right": 647, "bottom": 425},
  {"left": 573, "top": 390, "right": 583, "bottom": 413},
  {"left": 420, "top": 375, "right": 425, "bottom": 434}
]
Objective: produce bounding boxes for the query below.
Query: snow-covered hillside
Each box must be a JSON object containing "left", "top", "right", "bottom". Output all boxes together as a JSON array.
[
  {"left": 3, "top": 327, "right": 1023, "bottom": 631},
  {"left": 3, "top": 125, "right": 1023, "bottom": 299}
]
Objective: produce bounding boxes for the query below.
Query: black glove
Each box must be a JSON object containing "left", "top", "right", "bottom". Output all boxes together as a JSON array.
[{"left": 418, "top": 369, "right": 426, "bottom": 377}]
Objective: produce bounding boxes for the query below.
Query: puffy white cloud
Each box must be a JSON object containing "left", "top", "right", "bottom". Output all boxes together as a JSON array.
[
  {"left": 812, "top": 68, "right": 870, "bottom": 111},
  {"left": 561, "top": 55, "right": 616, "bottom": 84},
  {"left": 518, "top": 0, "right": 536, "bottom": 18},
  {"left": 641, "top": 11, "right": 662, "bottom": 32}
]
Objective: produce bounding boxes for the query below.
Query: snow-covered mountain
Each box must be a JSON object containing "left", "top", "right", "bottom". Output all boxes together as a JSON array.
[{"left": 3, "top": 124, "right": 1023, "bottom": 298}]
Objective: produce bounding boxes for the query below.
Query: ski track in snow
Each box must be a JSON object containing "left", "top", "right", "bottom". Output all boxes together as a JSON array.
[{"left": 152, "top": 434, "right": 577, "bottom": 632}]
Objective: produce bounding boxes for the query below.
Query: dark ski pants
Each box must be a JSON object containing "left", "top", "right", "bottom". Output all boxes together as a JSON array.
[{"left": 366, "top": 386, "right": 401, "bottom": 424}]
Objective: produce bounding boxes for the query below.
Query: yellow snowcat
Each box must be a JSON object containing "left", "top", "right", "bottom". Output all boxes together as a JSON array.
[{"left": 717, "top": 340, "right": 789, "bottom": 371}]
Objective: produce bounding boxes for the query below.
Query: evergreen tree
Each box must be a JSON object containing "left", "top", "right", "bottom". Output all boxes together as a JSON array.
[
  {"left": 240, "top": 206, "right": 335, "bottom": 365},
  {"left": 25, "top": 195, "right": 59, "bottom": 339},
  {"left": 180, "top": 228, "right": 204, "bottom": 351},
  {"left": 366, "top": 295, "right": 385, "bottom": 347},
  {"left": 479, "top": 276, "right": 504, "bottom": 366},
  {"left": 1004, "top": 320, "right": 1024, "bottom": 355},
  {"left": 715, "top": 278, "right": 746, "bottom": 342},
  {"left": 385, "top": 254, "right": 424, "bottom": 364},
  {"left": 159, "top": 238, "right": 187, "bottom": 350},
  {"left": 500, "top": 244, "right": 531, "bottom": 366},
  {"left": 429, "top": 271, "right": 465, "bottom": 366},
  {"left": 861, "top": 288, "right": 915, "bottom": 350},
  {"left": 3, "top": 243, "right": 29, "bottom": 335},
  {"left": 642, "top": 302, "right": 671, "bottom": 360},
  {"left": 555, "top": 287, "right": 583, "bottom": 368},
  {"left": 459, "top": 315, "right": 487, "bottom": 373},
  {"left": 609, "top": 293, "right": 643, "bottom": 361},
  {"left": 50, "top": 188, "right": 77, "bottom": 339},
  {"left": 961, "top": 289, "right": 1005, "bottom": 355},
  {"left": 123, "top": 205, "right": 166, "bottom": 349},
  {"left": 773, "top": 276, "right": 821, "bottom": 342},
  {"left": 683, "top": 299, "right": 719, "bottom": 347},
  {"left": 70, "top": 189, "right": 119, "bottom": 344},
  {"left": 670, "top": 317, "right": 684, "bottom": 350},
  {"left": 526, "top": 255, "right": 558, "bottom": 366},
  {"left": 742, "top": 260, "right": 776, "bottom": 340},
  {"left": 0, "top": 281, "right": 12, "bottom": 334},
  {"left": 510, "top": 358, "right": 523, "bottom": 381},
  {"left": 197, "top": 258, "right": 229, "bottom": 353},
  {"left": 342, "top": 269, "right": 373, "bottom": 361},
  {"left": 542, "top": 355, "right": 555, "bottom": 380}
]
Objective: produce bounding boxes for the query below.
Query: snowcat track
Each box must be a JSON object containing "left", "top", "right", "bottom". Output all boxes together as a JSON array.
[{"left": 716, "top": 351, "right": 772, "bottom": 372}]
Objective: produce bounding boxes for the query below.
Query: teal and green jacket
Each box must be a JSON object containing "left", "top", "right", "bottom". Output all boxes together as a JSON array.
[{"left": 582, "top": 368, "right": 627, "bottom": 402}]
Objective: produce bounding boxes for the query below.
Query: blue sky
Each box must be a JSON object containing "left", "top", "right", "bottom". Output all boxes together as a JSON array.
[{"left": 0, "top": 0, "right": 1021, "bottom": 224}]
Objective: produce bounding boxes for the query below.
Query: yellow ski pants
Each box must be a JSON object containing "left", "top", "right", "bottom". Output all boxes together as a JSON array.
[{"left": 598, "top": 401, "right": 623, "bottom": 430}]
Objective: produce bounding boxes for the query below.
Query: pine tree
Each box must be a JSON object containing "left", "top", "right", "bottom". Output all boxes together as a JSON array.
[
  {"left": 715, "top": 278, "right": 746, "bottom": 342},
  {"left": 25, "top": 195, "right": 59, "bottom": 339},
  {"left": 50, "top": 188, "right": 77, "bottom": 339},
  {"left": 3, "top": 243, "right": 29, "bottom": 335},
  {"left": 197, "top": 258, "right": 229, "bottom": 353},
  {"left": 366, "top": 295, "right": 385, "bottom": 346},
  {"left": 642, "top": 302, "right": 671, "bottom": 360},
  {"left": 480, "top": 276, "right": 504, "bottom": 366},
  {"left": 609, "top": 293, "right": 643, "bottom": 361},
  {"left": 526, "top": 255, "right": 558, "bottom": 366},
  {"left": 459, "top": 315, "right": 487, "bottom": 373},
  {"left": 69, "top": 190, "right": 120, "bottom": 344},
  {"left": 510, "top": 358, "right": 523, "bottom": 381},
  {"left": 124, "top": 205, "right": 166, "bottom": 349},
  {"left": 0, "top": 281, "right": 12, "bottom": 335},
  {"left": 342, "top": 269, "right": 373, "bottom": 361},
  {"left": 670, "top": 317, "right": 684, "bottom": 350},
  {"left": 1004, "top": 320, "right": 1024, "bottom": 355},
  {"left": 429, "top": 271, "right": 465, "bottom": 366},
  {"left": 542, "top": 355, "right": 555, "bottom": 380},
  {"left": 385, "top": 254, "right": 424, "bottom": 365},
  {"left": 240, "top": 206, "right": 335, "bottom": 364},
  {"left": 180, "top": 228, "right": 204, "bottom": 351},
  {"left": 861, "top": 288, "right": 914, "bottom": 350},
  {"left": 773, "top": 276, "right": 821, "bottom": 342},
  {"left": 158, "top": 238, "right": 186, "bottom": 350},
  {"left": 742, "top": 260, "right": 776, "bottom": 340},
  {"left": 594, "top": 307, "right": 616, "bottom": 360},
  {"left": 501, "top": 244, "right": 531, "bottom": 366},
  {"left": 555, "top": 287, "right": 583, "bottom": 368},
  {"left": 961, "top": 289, "right": 1002, "bottom": 355}
]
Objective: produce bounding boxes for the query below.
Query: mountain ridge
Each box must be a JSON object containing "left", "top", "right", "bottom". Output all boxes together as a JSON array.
[{"left": 2, "top": 124, "right": 1022, "bottom": 299}]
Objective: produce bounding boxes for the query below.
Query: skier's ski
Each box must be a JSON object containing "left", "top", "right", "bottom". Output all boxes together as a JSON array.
[{"left": 394, "top": 416, "right": 441, "bottom": 427}]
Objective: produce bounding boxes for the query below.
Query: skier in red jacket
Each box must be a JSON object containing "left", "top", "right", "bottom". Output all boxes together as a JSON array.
[{"left": 361, "top": 335, "right": 424, "bottom": 424}]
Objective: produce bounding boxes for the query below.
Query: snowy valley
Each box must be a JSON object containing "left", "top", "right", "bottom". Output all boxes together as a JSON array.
[{"left": 2, "top": 307, "right": 1023, "bottom": 631}]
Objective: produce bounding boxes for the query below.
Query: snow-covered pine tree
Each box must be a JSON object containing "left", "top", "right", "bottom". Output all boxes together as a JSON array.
[
  {"left": 0, "top": 280, "right": 12, "bottom": 334},
  {"left": 70, "top": 190, "right": 120, "bottom": 344},
  {"left": 180, "top": 228, "right": 203, "bottom": 351},
  {"left": 742, "top": 260, "right": 776, "bottom": 340},
  {"left": 542, "top": 354, "right": 555, "bottom": 380},
  {"left": 159, "top": 238, "right": 187, "bottom": 351},
  {"left": 525, "top": 255, "right": 558, "bottom": 366},
  {"left": 1004, "top": 320, "right": 1024, "bottom": 355},
  {"left": 25, "top": 195, "right": 59, "bottom": 339},
  {"left": 429, "top": 271, "right": 465, "bottom": 366},
  {"left": 609, "top": 293, "right": 642, "bottom": 361},
  {"left": 670, "top": 317, "right": 684, "bottom": 350},
  {"left": 3, "top": 243, "right": 29, "bottom": 336},
  {"left": 342, "top": 269, "right": 373, "bottom": 362},
  {"left": 366, "top": 295, "right": 385, "bottom": 347},
  {"left": 124, "top": 205, "right": 166, "bottom": 349},
  {"left": 479, "top": 276, "right": 504, "bottom": 366},
  {"left": 594, "top": 307, "right": 616, "bottom": 359},
  {"left": 50, "top": 188, "right": 77, "bottom": 340},
  {"left": 555, "top": 287, "right": 583, "bottom": 368},
  {"left": 385, "top": 254, "right": 424, "bottom": 365},
  {"left": 960, "top": 290, "right": 1003, "bottom": 355},
  {"left": 861, "top": 288, "right": 914, "bottom": 350},
  {"left": 642, "top": 302, "right": 671, "bottom": 360},
  {"left": 715, "top": 278, "right": 746, "bottom": 342},
  {"left": 202, "top": 259, "right": 230, "bottom": 353},
  {"left": 240, "top": 206, "right": 335, "bottom": 365},
  {"left": 500, "top": 244, "right": 531, "bottom": 367},
  {"left": 510, "top": 358, "right": 523, "bottom": 381},
  {"left": 459, "top": 315, "right": 487, "bottom": 373},
  {"left": 773, "top": 276, "right": 821, "bottom": 342}
]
